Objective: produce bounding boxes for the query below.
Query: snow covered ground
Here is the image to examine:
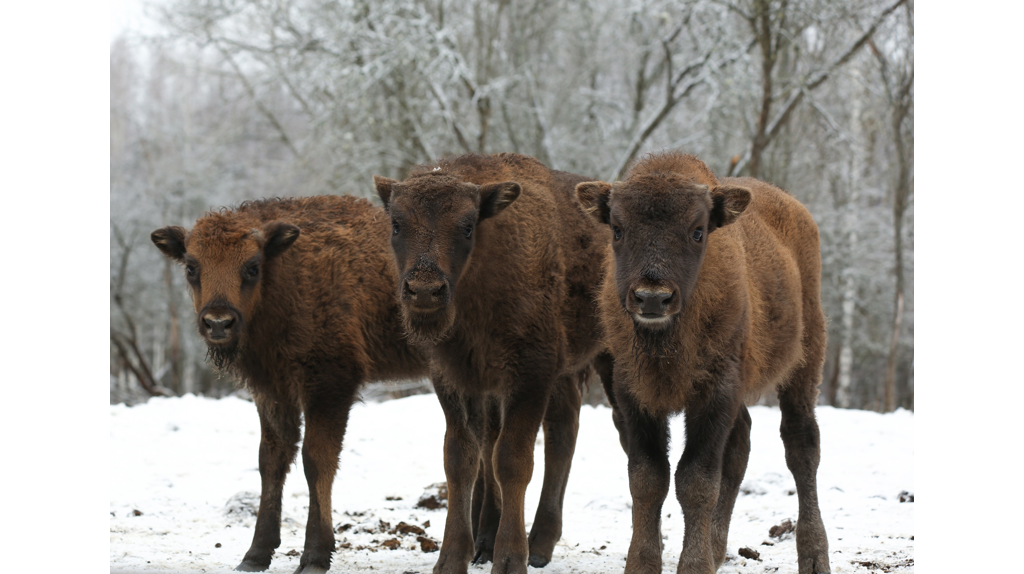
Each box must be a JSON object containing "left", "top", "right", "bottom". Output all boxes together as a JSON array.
[{"left": 110, "top": 393, "right": 913, "bottom": 573}]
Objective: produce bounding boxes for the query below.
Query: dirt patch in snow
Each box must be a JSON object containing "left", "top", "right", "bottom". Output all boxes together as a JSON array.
[
  {"left": 853, "top": 557, "right": 915, "bottom": 571},
  {"left": 738, "top": 547, "right": 761, "bottom": 560},
  {"left": 769, "top": 518, "right": 795, "bottom": 538},
  {"left": 416, "top": 483, "right": 448, "bottom": 510}
]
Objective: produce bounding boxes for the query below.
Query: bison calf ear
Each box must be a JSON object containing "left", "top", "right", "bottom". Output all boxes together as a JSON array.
[
  {"left": 575, "top": 181, "right": 613, "bottom": 224},
  {"left": 479, "top": 181, "right": 521, "bottom": 220},
  {"left": 263, "top": 222, "right": 301, "bottom": 258},
  {"left": 151, "top": 226, "right": 187, "bottom": 261},
  {"left": 709, "top": 185, "right": 752, "bottom": 231},
  {"left": 373, "top": 175, "right": 399, "bottom": 208}
]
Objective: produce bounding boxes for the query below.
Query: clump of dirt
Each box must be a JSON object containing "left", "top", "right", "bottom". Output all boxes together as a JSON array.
[
  {"left": 386, "top": 495, "right": 403, "bottom": 501},
  {"left": 133, "top": 509, "right": 143, "bottom": 516},
  {"left": 417, "top": 483, "right": 449, "bottom": 509},
  {"left": 284, "top": 549, "right": 300, "bottom": 557},
  {"left": 392, "top": 522, "right": 427, "bottom": 536},
  {"left": 769, "top": 519, "right": 795, "bottom": 538},
  {"left": 331, "top": 508, "right": 440, "bottom": 554},
  {"left": 898, "top": 491, "right": 914, "bottom": 503},
  {"left": 853, "top": 558, "right": 915, "bottom": 572},
  {"left": 417, "top": 536, "right": 439, "bottom": 552},
  {"left": 738, "top": 547, "right": 760, "bottom": 560}
]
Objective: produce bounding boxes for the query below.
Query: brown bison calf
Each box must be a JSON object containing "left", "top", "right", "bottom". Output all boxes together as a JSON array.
[
  {"left": 373, "top": 153, "right": 608, "bottom": 574},
  {"left": 151, "top": 196, "right": 427, "bottom": 574},
  {"left": 576, "top": 152, "right": 830, "bottom": 574}
]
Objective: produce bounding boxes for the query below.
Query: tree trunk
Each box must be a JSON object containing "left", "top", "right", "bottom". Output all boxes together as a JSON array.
[
  {"left": 164, "top": 258, "right": 182, "bottom": 394},
  {"left": 835, "top": 96, "right": 863, "bottom": 409},
  {"left": 747, "top": 0, "right": 777, "bottom": 180},
  {"left": 883, "top": 78, "right": 911, "bottom": 412}
]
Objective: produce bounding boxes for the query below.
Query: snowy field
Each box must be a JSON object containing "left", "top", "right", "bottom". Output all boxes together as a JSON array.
[{"left": 110, "top": 393, "right": 913, "bottom": 573}]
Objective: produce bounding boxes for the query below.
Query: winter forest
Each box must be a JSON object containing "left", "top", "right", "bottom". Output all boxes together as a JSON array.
[{"left": 110, "top": 0, "right": 914, "bottom": 412}]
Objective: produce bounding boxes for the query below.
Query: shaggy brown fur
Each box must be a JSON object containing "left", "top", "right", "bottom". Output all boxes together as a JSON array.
[
  {"left": 152, "top": 195, "right": 427, "bottom": 574},
  {"left": 576, "top": 152, "right": 830, "bottom": 574},
  {"left": 373, "top": 153, "right": 609, "bottom": 574}
]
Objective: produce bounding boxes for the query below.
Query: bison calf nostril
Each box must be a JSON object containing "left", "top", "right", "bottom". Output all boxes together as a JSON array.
[{"left": 634, "top": 290, "right": 673, "bottom": 315}]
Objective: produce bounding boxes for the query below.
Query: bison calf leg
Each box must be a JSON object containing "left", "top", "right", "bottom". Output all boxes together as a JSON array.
[
  {"left": 594, "top": 351, "right": 628, "bottom": 454},
  {"left": 779, "top": 381, "right": 831, "bottom": 574},
  {"left": 471, "top": 462, "right": 485, "bottom": 541},
  {"left": 490, "top": 388, "right": 550, "bottom": 574},
  {"left": 293, "top": 380, "right": 358, "bottom": 574},
  {"left": 618, "top": 386, "right": 670, "bottom": 574},
  {"left": 527, "top": 375, "right": 582, "bottom": 567},
  {"left": 474, "top": 399, "right": 503, "bottom": 565},
  {"left": 674, "top": 389, "right": 740, "bottom": 574},
  {"left": 238, "top": 397, "right": 300, "bottom": 572},
  {"left": 434, "top": 385, "right": 484, "bottom": 574},
  {"left": 710, "top": 405, "right": 751, "bottom": 567}
]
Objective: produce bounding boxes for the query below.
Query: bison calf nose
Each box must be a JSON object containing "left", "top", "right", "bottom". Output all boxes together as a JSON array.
[
  {"left": 633, "top": 289, "right": 674, "bottom": 316},
  {"left": 202, "top": 316, "right": 235, "bottom": 340},
  {"left": 404, "top": 280, "right": 448, "bottom": 309}
]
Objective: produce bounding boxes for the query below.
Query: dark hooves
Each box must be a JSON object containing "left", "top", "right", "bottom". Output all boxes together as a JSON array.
[
  {"left": 235, "top": 560, "right": 270, "bottom": 572},
  {"left": 472, "top": 548, "right": 493, "bottom": 565},
  {"left": 528, "top": 554, "right": 550, "bottom": 568}
]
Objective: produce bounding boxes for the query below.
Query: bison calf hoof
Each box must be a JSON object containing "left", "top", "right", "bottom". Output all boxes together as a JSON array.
[
  {"left": 432, "top": 554, "right": 471, "bottom": 574},
  {"left": 235, "top": 559, "right": 271, "bottom": 572},
  {"left": 490, "top": 554, "right": 528, "bottom": 574},
  {"left": 472, "top": 547, "right": 493, "bottom": 565},
  {"left": 528, "top": 553, "right": 551, "bottom": 568}
]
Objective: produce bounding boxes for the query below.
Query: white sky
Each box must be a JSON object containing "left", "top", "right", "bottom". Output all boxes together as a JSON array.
[{"left": 110, "top": 0, "right": 153, "bottom": 42}]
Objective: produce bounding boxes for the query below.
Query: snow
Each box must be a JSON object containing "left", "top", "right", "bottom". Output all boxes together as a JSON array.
[{"left": 110, "top": 394, "right": 913, "bottom": 573}]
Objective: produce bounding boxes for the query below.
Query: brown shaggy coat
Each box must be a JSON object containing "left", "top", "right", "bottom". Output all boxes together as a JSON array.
[
  {"left": 576, "top": 152, "right": 830, "bottom": 574},
  {"left": 374, "top": 153, "right": 609, "bottom": 574},
  {"left": 152, "top": 196, "right": 426, "bottom": 574}
]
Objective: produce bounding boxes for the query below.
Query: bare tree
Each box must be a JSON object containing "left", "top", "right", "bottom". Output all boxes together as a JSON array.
[
  {"left": 726, "top": 0, "right": 907, "bottom": 178},
  {"left": 870, "top": 1, "right": 913, "bottom": 412},
  {"left": 112, "top": 0, "right": 914, "bottom": 409}
]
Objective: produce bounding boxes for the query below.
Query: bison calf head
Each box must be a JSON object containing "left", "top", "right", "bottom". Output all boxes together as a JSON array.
[
  {"left": 576, "top": 176, "right": 750, "bottom": 338},
  {"left": 373, "top": 172, "right": 520, "bottom": 344},
  {"left": 150, "top": 218, "right": 300, "bottom": 367}
]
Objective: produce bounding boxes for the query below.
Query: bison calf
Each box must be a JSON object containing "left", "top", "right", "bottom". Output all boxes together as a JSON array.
[
  {"left": 151, "top": 196, "right": 426, "bottom": 574},
  {"left": 576, "top": 152, "right": 830, "bottom": 574},
  {"left": 373, "top": 153, "right": 609, "bottom": 574}
]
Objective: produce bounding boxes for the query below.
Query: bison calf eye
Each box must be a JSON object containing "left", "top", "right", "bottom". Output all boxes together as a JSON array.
[
  {"left": 612, "top": 226, "right": 622, "bottom": 241},
  {"left": 186, "top": 265, "right": 196, "bottom": 277},
  {"left": 692, "top": 228, "right": 703, "bottom": 242},
  {"left": 246, "top": 265, "right": 259, "bottom": 278},
  {"left": 463, "top": 225, "right": 474, "bottom": 239},
  {"left": 392, "top": 221, "right": 400, "bottom": 235}
]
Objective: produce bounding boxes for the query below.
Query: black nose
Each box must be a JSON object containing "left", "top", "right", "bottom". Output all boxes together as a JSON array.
[
  {"left": 404, "top": 280, "right": 447, "bottom": 308},
  {"left": 202, "top": 316, "right": 235, "bottom": 340},
  {"left": 633, "top": 289, "right": 674, "bottom": 315}
]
